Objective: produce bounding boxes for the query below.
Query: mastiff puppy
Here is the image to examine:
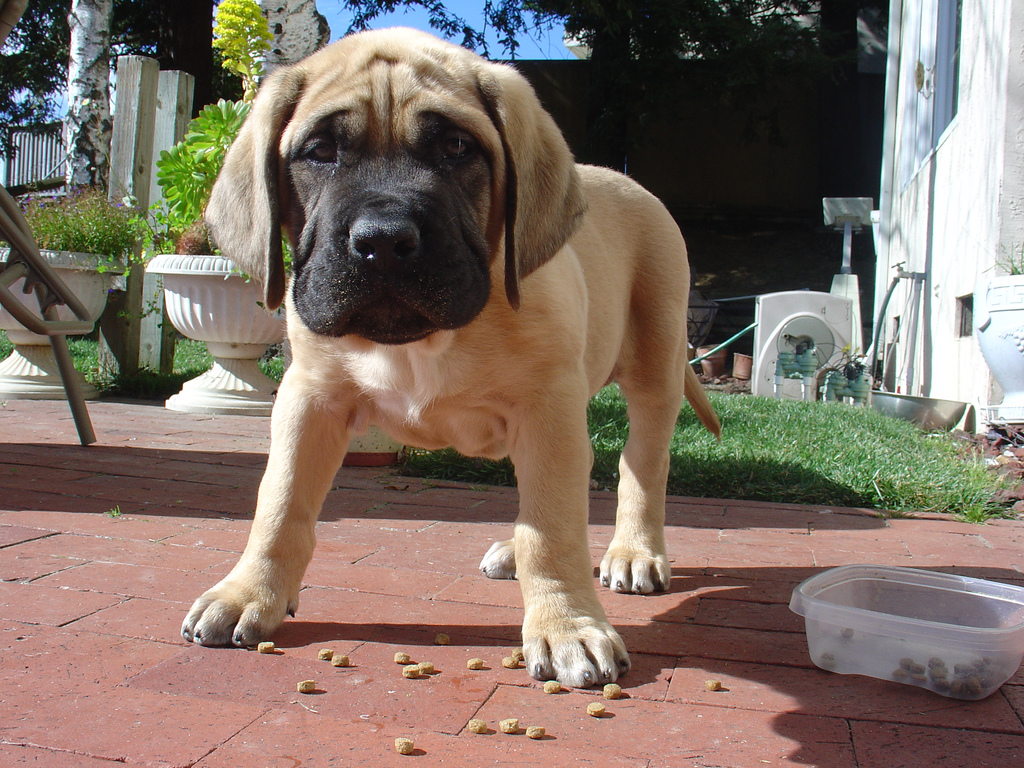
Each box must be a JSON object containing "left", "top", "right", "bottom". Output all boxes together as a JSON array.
[{"left": 181, "top": 27, "right": 720, "bottom": 688}]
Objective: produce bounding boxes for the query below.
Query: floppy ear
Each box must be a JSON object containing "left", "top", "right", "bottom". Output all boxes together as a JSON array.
[
  {"left": 477, "top": 64, "right": 587, "bottom": 310},
  {"left": 205, "top": 67, "right": 306, "bottom": 310}
]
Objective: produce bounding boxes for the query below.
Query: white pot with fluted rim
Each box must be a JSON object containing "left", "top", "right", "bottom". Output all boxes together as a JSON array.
[
  {"left": 146, "top": 253, "right": 285, "bottom": 416},
  {"left": 976, "top": 274, "right": 1024, "bottom": 422},
  {"left": 0, "top": 248, "right": 119, "bottom": 399}
]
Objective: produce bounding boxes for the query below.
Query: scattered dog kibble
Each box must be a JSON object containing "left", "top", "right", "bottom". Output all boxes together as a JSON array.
[
  {"left": 402, "top": 664, "right": 421, "bottom": 679},
  {"left": 543, "top": 680, "right": 561, "bottom": 694},
  {"left": 297, "top": 680, "right": 316, "bottom": 693},
  {"left": 526, "top": 726, "right": 546, "bottom": 740},
  {"left": 257, "top": 642, "right": 276, "bottom": 654},
  {"left": 499, "top": 718, "right": 519, "bottom": 734},
  {"left": 602, "top": 683, "right": 621, "bottom": 699},
  {"left": 317, "top": 648, "right": 334, "bottom": 661},
  {"left": 511, "top": 648, "right": 524, "bottom": 662},
  {"left": 501, "top": 656, "right": 519, "bottom": 669},
  {"left": 586, "top": 702, "right": 606, "bottom": 717},
  {"left": 394, "top": 737, "right": 415, "bottom": 755},
  {"left": 467, "top": 658, "right": 485, "bottom": 670},
  {"left": 331, "top": 654, "right": 351, "bottom": 667},
  {"left": 435, "top": 633, "right": 451, "bottom": 645},
  {"left": 467, "top": 719, "right": 488, "bottom": 734},
  {"left": 704, "top": 679, "right": 723, "bottom": 692},
  {"left": 417, "top": 661, "right": 435, "bottom": 675},
  {"left": 394, "top": 652, "right": 412, "bottom": 664}
]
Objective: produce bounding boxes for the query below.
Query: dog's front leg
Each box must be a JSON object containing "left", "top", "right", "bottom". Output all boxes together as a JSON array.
[
  {"left": 181, "top": 376, "right": 353, "bottom": 647},
  {"left": 512, "top": 392, "right": 630, "bottom": 688}
]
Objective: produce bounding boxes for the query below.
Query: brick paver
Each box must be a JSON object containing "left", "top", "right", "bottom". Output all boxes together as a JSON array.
[{"left": 1, "top": 398, "right": 1022, "bottom": 766}]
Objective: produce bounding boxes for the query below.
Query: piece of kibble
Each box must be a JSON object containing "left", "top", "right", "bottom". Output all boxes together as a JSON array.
[
  {"left": 467, "top": 658, "right": 485, "bottom": 670},
  {"left": 586, "top": 702, "right": 606, "bottom": 717},
  {"left": 705, "top": 679, "right": 723, "bottom": 692},
  {"left": 435, "top": 633, "right": 451, "bottom": 645},
  {"left": 417, "top": 661, "right": 435, "bottom": 675},
  {"left": 467, "top": 719, "right": 488, "bottom": 734},
  {"left": 840, "top": 627, "right": 854, "bottom": 639},
  {"left": 511, "top": 648, "right": 525, "bottom": 662},
  {"left": 257, "top": 642, "right": 276, "bottom": 654},
  {"left": 603, "top": 683, "right": 622, "bottom": 699},
  {"left": 501, "top": 656, "right": 519, "bottom": 669},
  {"left": 297, "top": 680, "right": 316, "bottom": 693},
  {"left": 543, "top": 680, "right": 561, "bottom": 694},
  {"left": 899, "top": 658, "right": 925, "bottom": 675},
  {"left": 394, "top": 737, "right": 415, "bottom": 755},
  {"left": 317, "top": 648, "right": 334, "bottom": 661},
  {"left": 526, "top": 726, "right": 546, "bottom": 740},
  {"left": 394, "top": 652, "right": 412, "bottom": 664},
  {"left": 331, "top": 655, "right": 350, "bottom": 667},
  {"left": 499, "top": 718, "right": 519, "bottom": 734},
  {"left": 402, "top": 664, "right": 421, "bottom": 679}
]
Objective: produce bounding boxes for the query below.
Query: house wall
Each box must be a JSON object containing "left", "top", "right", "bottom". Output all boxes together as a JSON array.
[{"left": 877, "top": 0, "right": 1024, "bottom": 412}]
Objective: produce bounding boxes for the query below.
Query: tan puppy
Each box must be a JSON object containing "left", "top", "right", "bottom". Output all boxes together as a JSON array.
[{"left": 181, "top": 27, "right": 720, "bottom": 688}]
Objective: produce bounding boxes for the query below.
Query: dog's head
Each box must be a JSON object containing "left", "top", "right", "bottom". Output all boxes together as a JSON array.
[{"left": 205, "top": 27, "right": 585, "bottom": 345}]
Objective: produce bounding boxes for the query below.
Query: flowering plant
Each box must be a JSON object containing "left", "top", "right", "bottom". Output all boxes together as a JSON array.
[
  {"left": 151, "top": 0, "right": 271, "bottom": 255},
  {"left": 10, "top": 188, "right": 140, "bottom": 271}
]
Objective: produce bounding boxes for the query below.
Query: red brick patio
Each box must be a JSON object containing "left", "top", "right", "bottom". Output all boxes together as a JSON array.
[{"left": 1, "top": 398, "right": 1022, "bottom": 767}]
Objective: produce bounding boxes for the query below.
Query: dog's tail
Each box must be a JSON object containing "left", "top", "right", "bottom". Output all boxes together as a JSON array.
[{"left": 684, "top": 363, "right": 722, "bottom": 439}]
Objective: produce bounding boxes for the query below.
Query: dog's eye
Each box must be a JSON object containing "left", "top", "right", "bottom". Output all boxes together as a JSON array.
[
  {"left": 441, "top": 131, "right": 476, "bottom": 161},
  {"left": 300, "top": 135, "right": 337, "bottom": 164}
]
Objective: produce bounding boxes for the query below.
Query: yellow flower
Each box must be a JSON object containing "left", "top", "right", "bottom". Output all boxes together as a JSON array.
[{"left": 213, "top": 0, "right": 273, "bottom": 101}]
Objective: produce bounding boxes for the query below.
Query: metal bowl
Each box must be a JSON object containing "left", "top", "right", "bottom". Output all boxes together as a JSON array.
[{"left": 870, "top": 392, "right": 968, "bottom": 431}]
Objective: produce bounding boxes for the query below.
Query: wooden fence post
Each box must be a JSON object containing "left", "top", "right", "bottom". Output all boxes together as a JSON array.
[
  {"left": 140, "top": 70, "right": 195, "bottom": 374},
  {"left": 99, "top": 55, "right": 159, "bottom": 379}
]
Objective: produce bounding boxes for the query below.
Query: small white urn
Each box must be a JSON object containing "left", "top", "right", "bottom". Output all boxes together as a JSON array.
[
  {"left": 976, "top": 275, "right": 1024, "bottom": 421},
  {"left": 0, "top": 248, "right": 117, "bottom": 399},
  {"left": 146, "top": 254, "right": 285, "bottom": 416}
]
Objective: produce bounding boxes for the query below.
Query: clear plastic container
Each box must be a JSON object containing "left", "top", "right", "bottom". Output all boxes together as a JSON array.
[{"left": 789, "top": 565, "right": 1024, "bottom": 699}]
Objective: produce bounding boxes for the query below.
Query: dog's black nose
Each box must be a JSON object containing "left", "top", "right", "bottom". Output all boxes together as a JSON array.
[{"left": 349, "top": 216, "right": 420, "bottom": 273}]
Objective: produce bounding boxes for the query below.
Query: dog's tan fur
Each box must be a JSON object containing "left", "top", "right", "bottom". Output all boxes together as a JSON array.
[{"left": 182, "top": 27, "right": 720, "bottom": 687}]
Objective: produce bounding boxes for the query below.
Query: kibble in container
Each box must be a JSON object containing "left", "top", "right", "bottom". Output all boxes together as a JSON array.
[{"left": 789, "top": 565, "right": 1024, "bottom": 700}]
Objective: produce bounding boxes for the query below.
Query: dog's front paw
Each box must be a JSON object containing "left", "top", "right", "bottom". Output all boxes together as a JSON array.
[
  {"left": 181, "top": 576, "right": 297, "bottom": 648},
  {"left": 599, "top": 547, "right": 671, "bottom": 594},
  {"left": 479, "top": 539, "right": 517, "bottom": 580},
  {"left": 521, "top": 610, "right": 630, "bottom": 688}
]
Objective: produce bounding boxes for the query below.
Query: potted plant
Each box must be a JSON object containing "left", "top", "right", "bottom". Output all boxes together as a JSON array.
[
  {"left": 145, "top": 0, "right": 284, "bottom": 416},
  {"left": 0, "top": 188, "right": 133, "bottom": 398},
  {"left": 976, "top": 244, "right": 1024, "bottom": 421}
]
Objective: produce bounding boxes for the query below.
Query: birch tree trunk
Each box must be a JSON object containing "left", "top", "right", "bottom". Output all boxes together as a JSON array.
[
  {"left": 260, "top": 0, "right": 330, "bottom": 69},
  {"left": 64, "top": 0, "right": 112, "bottom": 190}
]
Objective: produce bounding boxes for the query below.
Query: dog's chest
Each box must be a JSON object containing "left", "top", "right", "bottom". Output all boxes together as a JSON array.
[{"left": 346, "top": 342, "right": 511, "bottom": 460}]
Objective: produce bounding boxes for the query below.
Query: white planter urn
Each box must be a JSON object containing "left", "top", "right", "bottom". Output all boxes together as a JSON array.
[
  {"left": 976, "top": 275, "right": 1024, "bottom": 421},
  {"left": 146, "top": 254, "right": 285, "bottom": 416},
  {"left": 0, "top": 248, "right": 117, "bottom": 399}
]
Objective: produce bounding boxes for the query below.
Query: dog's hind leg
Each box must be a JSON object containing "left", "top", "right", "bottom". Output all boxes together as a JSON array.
[
  {"left": 598, "top": 367, "right": 684, "bottom": 594},
  {"left": 480, "top": 539, "right": 517, "bottom": 579}
]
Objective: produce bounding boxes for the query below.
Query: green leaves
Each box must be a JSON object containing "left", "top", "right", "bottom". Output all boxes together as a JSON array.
[{"left": 154, "top": 99, "right": 251, "bottom": 242}]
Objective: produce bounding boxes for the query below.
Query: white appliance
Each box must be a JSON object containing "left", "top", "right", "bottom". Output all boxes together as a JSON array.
[{"left": 752, "top": 291, "right": 855, "bottom": 399}]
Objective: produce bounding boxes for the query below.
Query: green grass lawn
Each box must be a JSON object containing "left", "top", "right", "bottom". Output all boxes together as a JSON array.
[
  {"left": 1, "top": 332, "right": 1001, "bottom": 521},
  {"left": 405, "top": 386, "right": 1003, "bottom": 522}
]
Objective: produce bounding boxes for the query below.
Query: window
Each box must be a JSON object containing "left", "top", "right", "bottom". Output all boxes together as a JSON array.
[
  {"left": 899, "top": 0, "right": 964, "bottom": 188},
  {"left": 933, "top": 0, "right": 963, "bottom": 141}
]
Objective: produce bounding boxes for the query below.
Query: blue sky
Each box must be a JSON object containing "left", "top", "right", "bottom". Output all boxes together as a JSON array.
[{"left": 316, "top": 0, "right": 574, "bottom": 59}]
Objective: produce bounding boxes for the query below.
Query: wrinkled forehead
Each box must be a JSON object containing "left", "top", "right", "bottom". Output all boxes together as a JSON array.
[{"left": 280, "top": 36, "right": 500, "bottom": 154}]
